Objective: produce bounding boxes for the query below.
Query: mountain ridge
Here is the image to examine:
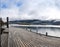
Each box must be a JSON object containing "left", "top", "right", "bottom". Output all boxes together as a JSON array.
[{"left": 9, "top": 19, "right": 60, "bottom": 25}]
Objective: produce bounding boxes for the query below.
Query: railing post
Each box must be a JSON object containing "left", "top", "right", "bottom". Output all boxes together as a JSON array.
[
  {"left": 46, "top": 32, "right": 48, "bottom": 36},
  {"left": 7, "top": 17, "right": 9, "bottom": 28}
]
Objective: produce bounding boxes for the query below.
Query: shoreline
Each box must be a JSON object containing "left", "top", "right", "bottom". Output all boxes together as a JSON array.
[
  {"left": 11, "top": 26, "right": 60, "bottom": 38},
  {"left": 23, "top": 27, "right": 60, "bottom": 38}
]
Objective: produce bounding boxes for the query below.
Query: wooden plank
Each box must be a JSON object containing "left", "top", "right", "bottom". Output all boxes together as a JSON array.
[
  {"left": 8, "top": 27, "right": 60, "bottom": 47},
  {"left": 1, "top": 33, "right": 8, "bottom": 47},
  {"left": 1, "top": 28, "right": 9, "bottom": 47}
]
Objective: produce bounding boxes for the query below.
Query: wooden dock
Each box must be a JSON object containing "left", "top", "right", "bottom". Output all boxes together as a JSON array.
[
  {"left": 1, "top": 28, "right": 9, "bottom": 47},
  {"left": 1, "top": 27, "right": 60, "bottom": 47}
]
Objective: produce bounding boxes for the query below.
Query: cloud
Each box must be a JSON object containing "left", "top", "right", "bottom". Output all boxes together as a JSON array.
[{"left": 0, "top": 0, "right": 60, "bottom": 21}]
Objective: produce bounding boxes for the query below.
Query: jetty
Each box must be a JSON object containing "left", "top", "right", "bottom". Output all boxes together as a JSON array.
[
  {"left": 0, "top": 17, "right": 60, "bottom": 47},
  {"left": 1, "top": 27, "right": 60, "bottom": 47}
]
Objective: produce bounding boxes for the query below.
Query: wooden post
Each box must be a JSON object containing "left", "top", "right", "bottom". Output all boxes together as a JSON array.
[
  {"left": 46, "top": 32, "right": 48, "bottom": 36},
  {"left": 7, "top": 17, "right": 9, "bottom": 28},
  {"left": 0, "top": 18, "right": 2, "bottom": 47}
]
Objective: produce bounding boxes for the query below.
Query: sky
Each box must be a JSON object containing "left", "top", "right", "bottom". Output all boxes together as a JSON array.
[{"left": 0, "top": 0, "right": 60, "bottom": 21}]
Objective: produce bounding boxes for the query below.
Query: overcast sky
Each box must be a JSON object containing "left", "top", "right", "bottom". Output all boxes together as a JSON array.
[{"left": 0, "top": 0, "right": 60, "bottom": 21}]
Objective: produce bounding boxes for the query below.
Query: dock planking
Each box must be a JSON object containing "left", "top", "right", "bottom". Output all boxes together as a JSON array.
[
  {"left": 1, "top": 28, "right": 9, "bottom": 47},
  {"left": 8, "top": 27, "right": 60, "bottom": 47},
  {"left": 1, "top": 33, "right": 8, "bottom": 47}
]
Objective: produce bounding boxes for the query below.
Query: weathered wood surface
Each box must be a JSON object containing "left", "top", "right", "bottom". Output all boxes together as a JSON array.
[
  {"left": 1, "top": 33, "right": 8, "bottom": 47},
  {"left": 8, "top": 27, "right": 60, "bottom": 47},
  {"left": 1, "top": 28, "right": 9, "bottom": 47}
]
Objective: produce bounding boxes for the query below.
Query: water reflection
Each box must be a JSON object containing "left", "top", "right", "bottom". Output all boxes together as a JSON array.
[{"left": 30, "top": 27, "right": 60, "bottom": 37}]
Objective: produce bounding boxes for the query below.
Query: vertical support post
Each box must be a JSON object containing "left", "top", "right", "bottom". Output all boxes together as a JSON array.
[
  {"left": 7, "top": 17, "right": 9, "bottom": 28},
  {"left": 0, "top": 18, "right": 2, "bottom": 47},
  {"left": 46, "top": 32, "right": 48, "bottom": 36}
]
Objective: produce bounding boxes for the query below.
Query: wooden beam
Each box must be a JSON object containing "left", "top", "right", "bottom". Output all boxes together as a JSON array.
[{"left": 7, "top": 17, "right": 9, "bottom": 28}]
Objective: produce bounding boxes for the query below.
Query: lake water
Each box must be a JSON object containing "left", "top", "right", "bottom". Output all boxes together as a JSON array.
[{"left": 28, "top": 27, "right": 60, "bottom": 37}]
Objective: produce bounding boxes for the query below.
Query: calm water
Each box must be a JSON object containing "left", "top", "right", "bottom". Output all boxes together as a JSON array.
[{"left": 29, "top": 27, "right": 60, "bottom": 37}]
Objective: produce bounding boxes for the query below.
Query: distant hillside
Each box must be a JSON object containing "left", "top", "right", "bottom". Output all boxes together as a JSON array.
[
  {"left": 9, "top": 19, "right": 60, "bottom": 25},
  {"left": 9, "top": 19, "right": 39, "bottom": 24}
]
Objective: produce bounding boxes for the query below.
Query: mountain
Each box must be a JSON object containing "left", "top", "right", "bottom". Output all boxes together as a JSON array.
[
  {"left": 9, "top": 19, "right": 39, "bottom": 24},
  {"left": 53, "top": 20, "right": 60, "bottom": 25},
  {"left": 9, "top": 19, "right": 60, "bottom": 25}
]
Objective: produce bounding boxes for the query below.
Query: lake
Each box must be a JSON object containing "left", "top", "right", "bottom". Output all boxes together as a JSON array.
[{"left": 28, "top": 27, "right": 60, "bottom": 37}]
